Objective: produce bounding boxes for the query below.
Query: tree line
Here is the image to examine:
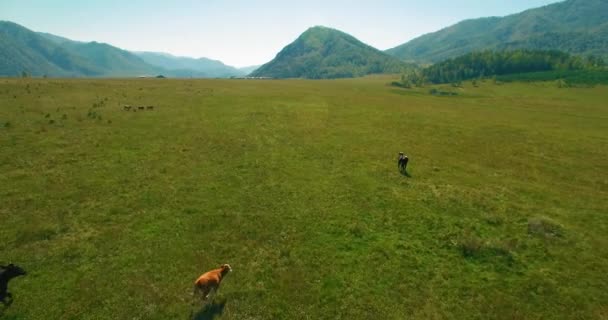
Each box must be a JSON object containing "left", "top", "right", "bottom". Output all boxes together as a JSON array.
[{"left": 395, "top": 50, "right": 606, "bottom": 87}]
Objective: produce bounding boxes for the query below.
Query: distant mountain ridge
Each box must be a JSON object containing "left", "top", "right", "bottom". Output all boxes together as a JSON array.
[
  {"left": 0, "top": 21, "right": 105, "bottom": 77},
  {"left": 133, "top": 52, "right": 249, "bottom": 78},
  {"left": 238, "top": 65, "right": 261, "bottom": 75},
  {"left": 3, "top": 0, "right": 606, "bottom": 78},
  {"left": 60, "top": 41, "right": 161, "bottom": 77},
  {"left": 0, "top": 21, "right": 247, "bottom": 78},
  {"left": 251, "top": 26, "right": 411, "bottom": 79},
  {"left": 386, "top": 0, "right": 608, "bottom": 63}
]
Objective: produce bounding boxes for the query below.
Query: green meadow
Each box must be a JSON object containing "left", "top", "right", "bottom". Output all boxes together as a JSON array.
[{"left": 1, "top": 77, "right": 607, "bottom": 319}]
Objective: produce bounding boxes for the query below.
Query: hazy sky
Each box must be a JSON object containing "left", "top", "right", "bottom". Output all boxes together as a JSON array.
[{"left": 1, "top": 0, "right": 563, "bottom": 67}]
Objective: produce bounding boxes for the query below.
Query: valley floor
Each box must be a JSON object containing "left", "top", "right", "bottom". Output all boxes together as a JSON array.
[{"left": 1, "top": 77, "right": 607, "bottom": 319}]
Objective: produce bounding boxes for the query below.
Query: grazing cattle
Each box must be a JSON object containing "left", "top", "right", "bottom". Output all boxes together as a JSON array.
[
  {"left": 193, "top": 264, "right": 232, "bottom": 302},
  {"left": 0, "top": 264, "right": 26, "bottom": 306},
  {"left": 123, "top": 105, "right": 132, "bottom": 111},
  {"left": 146, "top": 105, "right": 154, "bottom": 110},
  {"left": 138, "top": 106, "right": 145, "bottom": 110},
  {"left": 398, "top": 152, "right": 409, "bottom": 172}
]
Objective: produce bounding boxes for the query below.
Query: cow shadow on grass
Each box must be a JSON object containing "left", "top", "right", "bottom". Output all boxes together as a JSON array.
[
  {"left": 400, "top": 169, "right": 412, "bottom": 178},
  {"left": 191, "top": 298, "right": 227, "bottom": 320},
  {"left": 188, "top": 289, "right": 266, "bottom": 320}
]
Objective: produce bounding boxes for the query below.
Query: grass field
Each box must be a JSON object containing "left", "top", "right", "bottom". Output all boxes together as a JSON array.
[{"left": 1, "top": 77, "right": 607, "bottom": 319}]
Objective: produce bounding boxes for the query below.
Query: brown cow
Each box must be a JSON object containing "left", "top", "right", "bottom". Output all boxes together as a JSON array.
[{"left": 193, "top": 264, "right": 232, "bottom": 302}]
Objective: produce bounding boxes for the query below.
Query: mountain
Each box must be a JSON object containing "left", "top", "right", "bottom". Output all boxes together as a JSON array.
[
  {"left": 0, "top": 21, "right": 247, "bottom": 78},
  {"left": 251, "top": 26, "right": 410, "bottom": 79},
  {"left": 134, "top": 52, "right": 246, "bottom": 78},
  {"left": 0, "top": 21, "right": 103, "bottom": 77},
  {"left": 37, "top": 32, "right": 80, "bottom": 45},
  {"left": 60, "top": 42, "right": 162, "bottom": 77},
  {"left": 238, "top": 65, "right": 261, "bottom": 75},
  {"left": 0, "top": 21, "right": 160, "bottom": 77},
  {"left": 386, "top": 0, "right": 608, "bottom": 63}
]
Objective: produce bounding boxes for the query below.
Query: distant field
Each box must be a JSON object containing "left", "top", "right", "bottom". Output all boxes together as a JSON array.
[{"left": 1, "top": 77, "right": 607, "bottom": 319}]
